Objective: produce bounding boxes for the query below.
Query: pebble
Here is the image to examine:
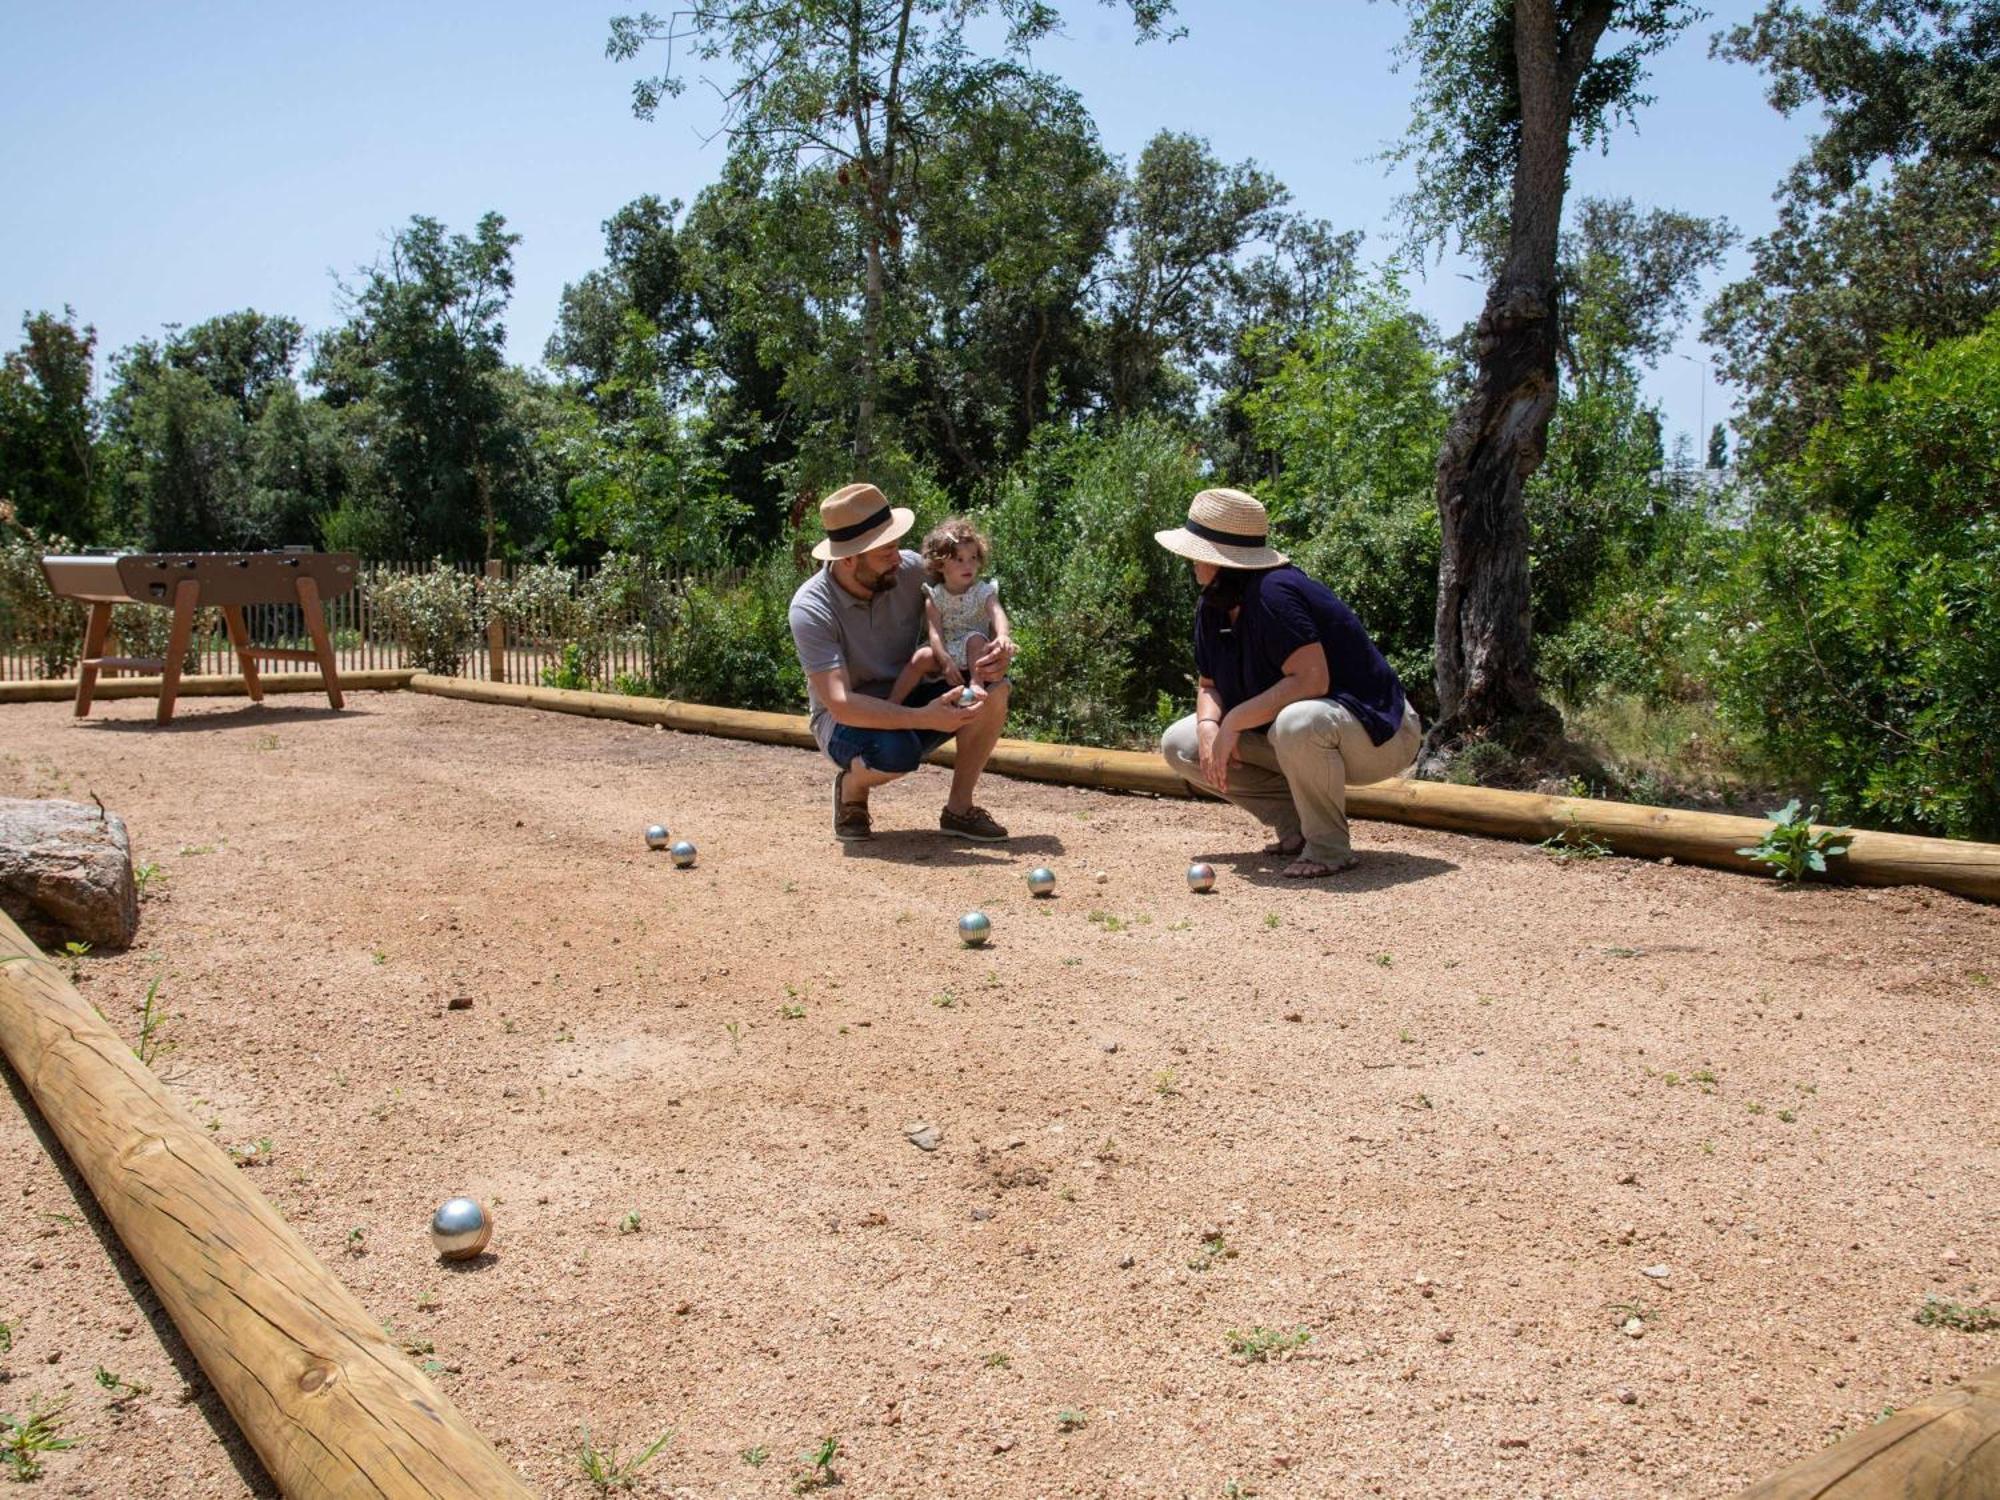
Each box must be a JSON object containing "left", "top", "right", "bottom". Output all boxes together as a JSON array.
[
  {"left": 1616, "top": 1171, "right": 1638, "bottom": 1185},
  {"left": 1099, "top": 1039, "right": 1119, "bottom": 1054},
  {"left": 1622, "top": 1317, "right": 1645, "bottom": 1339},
  {"left": 446, "top": 996, "right": 473, "bottom": 1011},
  {"left": 1093, "top": 871, "right": 1109, "bottom": 885},
  {"left": 1616, "top": 1388, "right": 1637, "bottom": 1405},
  {"left": 903, "top": 1122, "right": 942, "bottom": 1152},
  {"left": 992, "top": 1436, "right": 1015, "bottom": 1454},
  {"left": 1617, "top": 1223, "right": 1637, "bottom": 1245},
  {"left": 1434, "top": 1330, "right": 1454, "bottom": 1344},
  {"left": 970, "top": 1208, "right": 995, "bottom": 1222},
  {"left": 1641, "top": 1264, "right": 1670, "bottom": 1280},
  {"left": 1118, "top": 1254, "right": 1135, "bottom": 1269},
  {"left": 1498, "top": 1436, "right": 1529, "bottom": 1449}
]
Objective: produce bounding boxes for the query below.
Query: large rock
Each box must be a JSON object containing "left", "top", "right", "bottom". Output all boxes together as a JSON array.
[{"left": 0, "top": 797, "right": 140, "bottom": 950}]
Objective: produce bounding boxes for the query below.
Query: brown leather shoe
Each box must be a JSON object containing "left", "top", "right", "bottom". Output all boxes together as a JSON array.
[
  {"left": 939, "top": 803, "right": 1007, "bottom": 842},
  {"left": 833, "top": 771, "right": 872, "bottom": 841}
]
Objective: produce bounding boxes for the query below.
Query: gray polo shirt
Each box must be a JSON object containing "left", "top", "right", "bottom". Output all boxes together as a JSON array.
[{"left": 788, "top": 550, "right": 929, "bottom": 751}]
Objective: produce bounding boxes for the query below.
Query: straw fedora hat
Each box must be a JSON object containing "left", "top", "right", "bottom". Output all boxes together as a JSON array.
[
  {"left": 811, "top": 482, "right": 915, "bottom": 562},
  {"left": 1154, "top": 488, "right": 1288, "bottom": 569}
]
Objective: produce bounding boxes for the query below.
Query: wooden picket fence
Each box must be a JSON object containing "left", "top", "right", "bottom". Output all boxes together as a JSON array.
[{"left": 0, "top": 558, "right": 741, "bottom": 687}]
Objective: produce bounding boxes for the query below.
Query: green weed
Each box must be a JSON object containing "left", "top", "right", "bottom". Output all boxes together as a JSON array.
[
  {"left": 1, "top": 1397, "right": 79, "bottom": 1481},
  {"left": 575, "top": 1426, "right": 675, "bottom": 1491},
  {"left": 1055, "top": 1408, "right": 1088, "bottom": 1433},
  {"left": 792, "top": 1435, "right": 840, "bottom": 1492},
  {"left": 1915, "top": 1297, "right": 1997, "bottom": 1333},
  {"left": 1736, "top": 799, "right": 1849, "bottom": 882},
  {"left": 1225, "top": 1325, "right": 1311, "bottom": 1362}
]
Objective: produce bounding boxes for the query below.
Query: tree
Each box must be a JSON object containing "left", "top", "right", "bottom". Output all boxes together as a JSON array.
[
  {"left": 1392, "top": 0, "right": 1699, "bottom": 754},
  {"left": 608, "top": 0, "right": 1175, "bottom": 477},
  {"left": 1708, "top": 1, "right": 2000, "bottom": 468},
  {"left": 0, "top": 308, "right": 102, "bottom": 541},
  {"left": 1556, "top": 196, "right": 1733, "bottom": 393},
  {"left": 546, "top": 195, "right": 698, "bottom": 408},
  {"left": 1706, "top": 421, "right": 1727, "bottom": 470},
  {"left": 311, "top": 213, "right": 535, "bottom": 558}
]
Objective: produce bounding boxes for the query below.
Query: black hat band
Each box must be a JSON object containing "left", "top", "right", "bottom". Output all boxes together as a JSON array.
[
  {"left": 1185, "top": 517, "right": 1267, "bottom": 548},
  {"left": 825, "top": 505, "right": 893, "bottom": 543}
]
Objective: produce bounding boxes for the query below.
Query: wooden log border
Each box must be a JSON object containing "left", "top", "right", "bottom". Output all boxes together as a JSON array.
[
  {"left": 2, "top": 669, "right": 1995, "bottom": 899},
  {"left": 0, "top": 910, "right": 534, "bottom": 1499},
  {"left": 403, "top": 675, "right": 2000, "bottom": 904},
  {"left": 1732, "top": 1363, "right": 2000, "bottom": 1498}
]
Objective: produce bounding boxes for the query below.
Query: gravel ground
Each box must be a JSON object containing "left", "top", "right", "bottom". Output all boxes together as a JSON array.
[{"left": 1, "top": 689, "right": 1995, "bottom": 1499}]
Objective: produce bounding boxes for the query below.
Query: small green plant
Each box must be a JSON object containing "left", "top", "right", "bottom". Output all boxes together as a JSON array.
[
  {"left": 1055, "top": 1408, "right": 1088, "bottom": 1433},
  {"left": 1539, "top": 818, "right": 1611, "bottom": 863},
  {"left": 1226, "top": 1325, "right": 1311, "bottom": 1362},
  {"left": 0, "top": 1320, "right": 11, "bottom": 1353},
  {"left": 931, "top": 989, "right": 958, "bottom": 1009},
  {"left": 575, "top": 1425, "right": 675, "bottom": 1492},
  {"left": 1, "top": 1396, "right": 79, "bottom": 1481},
  {"left": 133, "top": 977, "right": 176, "bottom": 1070},
  {"left": 1747, "top": 1101, "right": 1766, "bottom": 1116},
  {"left": 725, "top": 1019, "right": 742, "bottom": 1052},
  {"left": 1153, "top": 1067, "right": 1180, "bottom": 1098},
  {"left": 779, "top": 1003, "right": 806, "bottom": 1020},
  {"left": 1189, "top": 1231, "right": 1236, "bottom": 1272},
  {"left": 983, "top": 1351, "right": 1011, "bottom": 1369},
  {"left": 1736, "top": 799, "right": 1850, "bottom": 882},
  {"left": 60, "top": 940, "right": 90, "bottom": 979},
  {"left": 741, "top": 1444, "right": 770, "bottom": 1467},
  {"left": 92, "top": 1367, "right": 150, "bottom": 1404},
  {"left": 132, "top": 861, "right": 163, "bottom": 899},
  {"left": 346, "top": 1227, "right": 366, "bottom": 1256},
  {"left": 415, "top": 1289, "right": 440, "bottom": 1312},
  {"left": 793, "top": 1435, "right": 840, "bottom": 1492},
  {"left": 227, "top": 1136, "right": 274, "bottom": 1166},
  {"left": 541, "top": 642, "right": 595, "bottom": 692},
  {"left": 1088, "top": 909, "right": 1126, "bottom": 932},
  {"left": 1777, "top": 1108, "right": 1797, "bottom": 1123},
  {"left": 1263, "top": 912, "right": 1281, "bottom": 929},
  {"left": 1915, "top": 1297, "right": 1998, "bottom": 1333},
  {"left": 618, "top": 1211, "right": 642, "bottom": 1236}
]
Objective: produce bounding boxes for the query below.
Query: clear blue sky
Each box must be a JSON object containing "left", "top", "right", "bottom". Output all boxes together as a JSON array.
[{"left": 1, "top": 1, "right": 1812, "bottom": 453}]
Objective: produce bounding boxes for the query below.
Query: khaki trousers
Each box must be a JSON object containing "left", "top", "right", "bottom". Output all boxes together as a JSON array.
[{"left": 1160, "top": 699, "right": 1422, "bottom": 861}]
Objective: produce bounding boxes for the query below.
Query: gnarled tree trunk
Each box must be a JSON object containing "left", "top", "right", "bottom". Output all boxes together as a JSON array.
[{"left": 1430, "top": 0, "right": 1614, "bottom": 756}]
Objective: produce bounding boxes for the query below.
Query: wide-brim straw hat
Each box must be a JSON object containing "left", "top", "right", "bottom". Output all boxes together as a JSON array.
[
  {"left": 811, "top": 482, "right": 916, "bottom": 561},
  {"left": 1154, "top": 487, "right": 1288, "bottom": 569}
]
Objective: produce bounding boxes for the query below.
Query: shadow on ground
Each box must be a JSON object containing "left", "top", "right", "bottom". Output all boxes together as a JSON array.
[
  {"left": 841, "top": 831, "right": 1066, "bottom": 865},
  {"left": 1202, "top": 848, "right": 1459, "bottom": 893}
]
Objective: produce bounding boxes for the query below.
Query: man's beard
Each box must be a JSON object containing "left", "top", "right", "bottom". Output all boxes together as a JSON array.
[{"left": 856, "top": 559, "right": 898, "bottom": 595}]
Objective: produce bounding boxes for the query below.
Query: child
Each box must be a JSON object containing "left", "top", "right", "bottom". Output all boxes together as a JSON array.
[{"left": 890, "top": 518, "right": 1010, "bottom": 704}]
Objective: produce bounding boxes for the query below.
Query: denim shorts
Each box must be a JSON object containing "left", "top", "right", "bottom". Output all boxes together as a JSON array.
[{"left": 825, "top": 678, "right": 953, "bottom": 774}]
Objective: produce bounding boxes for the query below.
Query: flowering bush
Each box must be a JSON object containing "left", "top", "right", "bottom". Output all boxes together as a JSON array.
[{"left": 370, "top": 562, "right": 484, "bottom": 675}]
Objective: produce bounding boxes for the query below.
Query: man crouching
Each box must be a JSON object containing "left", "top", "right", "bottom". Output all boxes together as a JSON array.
[{"left": 787, "top": 482, "right": 1015, "bottom": 842}]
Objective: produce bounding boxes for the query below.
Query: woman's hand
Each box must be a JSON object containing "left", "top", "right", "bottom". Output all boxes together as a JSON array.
[{"left": 1198, "top": 718, "right": 1241, "bottom": 793}]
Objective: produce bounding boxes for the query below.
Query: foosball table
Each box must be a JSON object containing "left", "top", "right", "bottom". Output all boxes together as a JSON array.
[{"left": 38, "top": 550, "right": 360, "bottom": 723}]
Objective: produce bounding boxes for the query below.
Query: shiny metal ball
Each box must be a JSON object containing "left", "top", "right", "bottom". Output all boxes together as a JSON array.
[
  {"left": 429, "top": 1196, "right": 492, "bottom": 1260},
  {"left": 956, "top": 685, "right": 979, "bottom": 708},
  {"left": 1026, "top": 866, "right": 1056, "bottom": 898},
  {"left": 644, "top": 824, "right": 670, "bottom": 850},
  {"left": 670, "top": 839, "right": 697, "bottom": 868},
  {"left": 1186, "top": 861, "right": 1216, "bottom": 893},
  {"left": 958, "top": 911, "right": 992, "bottom": 946}
]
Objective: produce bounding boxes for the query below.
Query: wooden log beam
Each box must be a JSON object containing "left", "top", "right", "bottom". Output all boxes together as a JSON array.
[
  {"left": 0, "top": 670, "right": 415, "bottom": 706},
  {"left": 404, "top": 676, "right": 2000, "bottom": 904},
  {"left": 0, "top": 911, "right": 533, "bottom": 1499},
  {"left": 1734, "top": 1364, "right": 2000, "bottom": 1498}
]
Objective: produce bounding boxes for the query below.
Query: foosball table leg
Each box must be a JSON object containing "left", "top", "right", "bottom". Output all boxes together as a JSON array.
[
  {"left": 158, "top": 580, "right": 201, "bottom": 724},
  {"left": 75, "top": 602, "right": 113, "bottom": 719},
  {"left": 220, "top": 606, "right": 263, "bottom": 703},
  {"left": 295, "top": 576, "right": 344, "bottom": 710}
]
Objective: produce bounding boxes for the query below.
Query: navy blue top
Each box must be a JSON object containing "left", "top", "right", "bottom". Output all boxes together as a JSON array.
[{"left": 1193, "top": 566, "right": 1407, "bottom": 746}]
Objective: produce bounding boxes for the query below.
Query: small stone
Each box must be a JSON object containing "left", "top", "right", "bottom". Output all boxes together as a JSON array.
[
  {"left": 1659, "top": 856, "right": 1674, "bottom": 866},
  {"left": 1284, "top": 1011, "right": 1303, "bottom": 1023},
  {"left": 970, "top": 1207, "right": 995, "bottom": 1222},
  {"left": 903, "top": 1122, "right": 941, "bottom": 1152},
  {"left": 1435, "top": 1329, "right": 1454, "bottom": 1344},
  {"left": 1498, "top": 1436, "right": 1529, "bottom": 1449},
  {"left": 1099, "top": 1039, "right": 1119, "bottom": 1054},
  {"left": 1118, "top": 1254, "right": 1135, "bottom": 1269},
  {"left": 1641, "top": 1264, "right": 1669, "bottom": 1280},
  {"left": 1616, "top": 1171, "right": 1638, "bottom": 1185},
  {"left": 1093, "top": 871, "right": 1109, "bottom": 884},
  {"left": 446, "top": 996, "right": 473, "bottom": 1011},
  {"left": 1943, "top": 1249, "right": 1968, "bottom": 1267},
  {"left": 674, "top": 1300, "right": 691, "bottom": 1315},
  {"left": 1622, "top": 1317, "right": 1645, "bottom": 1339},
  {"left": 1616, "top": 1387, "right": 1637, "bottom": 1405},
  {"left": 992, "top": 1436, "right": 1015, "bottom": 1454},
  {"left": 1616, "top": 1223, "right": 1637, "bottom": 1245}
]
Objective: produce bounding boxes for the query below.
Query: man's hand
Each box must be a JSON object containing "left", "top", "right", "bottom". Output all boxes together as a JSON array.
[
  {"left": 1198, "top": 719, "right": 1242, "bottom": 793},
  {"left": 916, "top": 694, "right": 984, "bottom": 732},
  {"left": 972, "top": 635, "right": 1016, "bottom": 683}
]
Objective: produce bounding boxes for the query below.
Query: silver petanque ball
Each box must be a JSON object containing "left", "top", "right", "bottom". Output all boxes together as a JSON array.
[
  {"left": 429, "top": 1196, "right": 492, "bottom": 1260},
  {"left": 670, "top": 839, "right": 698, "bottom": 868},
  {"left": 1186, "top": 861, "right": 1217, "bottom": 893},
  {"left": 1026, "top": 866, "right": 1056, "bottom": 898},
  {"left": 958, "top": 910, "right": 992, "bottom": 947},
  {"left": 956, "top": 684, "right": 979, "bottom": 708},
  {"left": 644, "top": 824, "right": 670, "bottom": 850}
]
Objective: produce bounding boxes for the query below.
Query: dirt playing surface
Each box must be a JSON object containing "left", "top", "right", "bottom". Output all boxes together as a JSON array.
[{"left": 2, "top": 689, "right": 1995, "bottom": 1498}]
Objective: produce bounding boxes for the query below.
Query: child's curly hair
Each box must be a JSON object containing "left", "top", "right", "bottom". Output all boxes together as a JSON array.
[{"left": 921, "top": 517, "right": 990, "bottom": 581}]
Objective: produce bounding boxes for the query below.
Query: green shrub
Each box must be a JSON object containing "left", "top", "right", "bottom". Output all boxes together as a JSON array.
[
  {"left": 981, "top": 419, "right": 1207, "bottom": 745},
  {"left": 1712, "top": 315, "right": 2000, "bottom": 839},
  {"left": 0, "top": 509, "right": 85, "bottom": 676},
  {"left": 370, "top": 562, "right": 484, "bottom": 675},
  {"left": 648, "top": 550, "right": 805, "bottom": 711}
]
